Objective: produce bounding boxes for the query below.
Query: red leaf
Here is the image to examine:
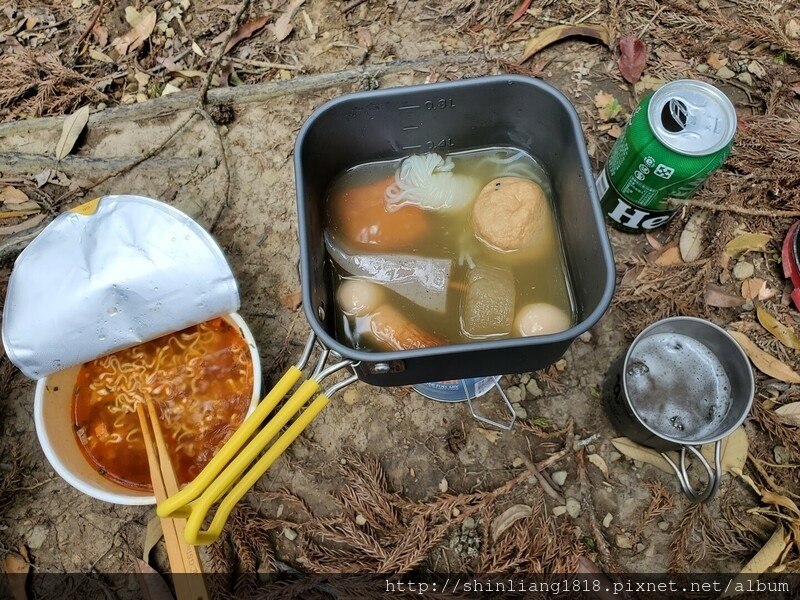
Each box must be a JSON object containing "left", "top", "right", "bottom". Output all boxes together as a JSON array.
[
  {"left": 617, "top": 36, "right": 647, "bottom": 84},
  {"left": 508, "top": 0, "right": 532, "bottom": 24}
]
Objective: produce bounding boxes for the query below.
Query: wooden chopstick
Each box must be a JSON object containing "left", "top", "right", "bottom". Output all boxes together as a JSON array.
[{"left": 137, "top": 402, "right": 209, "bottom": 600}]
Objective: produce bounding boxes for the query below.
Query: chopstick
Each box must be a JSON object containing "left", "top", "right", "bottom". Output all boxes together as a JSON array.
[{"left": 136, "top": 401, "right": 209, "bottom": 600}]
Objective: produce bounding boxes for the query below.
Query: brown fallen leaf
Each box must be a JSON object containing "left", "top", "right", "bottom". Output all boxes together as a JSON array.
[
  {"left": 55, "top": 105, "right": 90, "bottom": 160},
  {"left": 114, "top": 9, "right": 156, "bottom": 56},
  {"left": 508, "top": 0, "right": 533, "bottom": 24},
  {"left": 619, "top": 265, "right": 644, "bottom": 288},
  {"left": 4, "top": 548, "right": 30, "bottom": 600},
  {"left": 519, "top": 23, "right": 610, "bottom": 64},
  {"left": 132, "top": 557, "right": 174, "bottom": 600},
  {"left": 707, "top": 53, "right": 726, "bottom": 70},
  {"left": 142, "top": 516, "right": 163, "bottom": 561},
  {"left": 725, "top": 232, "right": 771, "bottom": 257},
  {"left": 490, "top": 504, "right": 532, "bottom": 542},
  {"left": 721, "top": 524, "right": 788, "bottom": 597},
  {"left": 756, "top": 306, "right": 800, "bottom": 349},
  {"left": 587, "top": 453, "right": 609, "bottom": 478},
  {"left": 617, "top": 36, "right": 647, "bottom": 84},
  {"left": 0, "top": 185, "right": 29, "bottom": 204},
  {"left": 774, "top": 402, "right": 800, "bottom": 425},
  {"left": 653, "top": 246, "right": 682, "bottom": 266},
  {"left": 705, "top": 284, "right": 746, "bottom": 308},
  {"left": 679, "top": 210, "right": 708, "bottom": 262},
  {"left": 645, "top": 231, "right": 663, "bottom": 250},
  {"left": 700, "top": 426, "right": 747, "bottom": 475},
  {"left": 611, "top": 437, "right": 679, "bottom": 475},
  {"left": 727, "top": 330, "right": 800, "bottom": 384},
  {"left": 270, "top": 0, "right": 305, "bottom": 43},
  {"left": 214, "top": 15, "right": 270, "bottom": 54},
  {"left": 0, "top": 213, "right": 47, "bottom": 236},
  {"left": 741, "top": 278, "right": 766, "bottom": 301},
  {"left": 280, "top": 290, "right": 303, "bottom": 311}
]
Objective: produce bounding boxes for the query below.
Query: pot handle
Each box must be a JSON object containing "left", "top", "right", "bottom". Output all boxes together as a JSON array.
[
  {"left": 157, "top": 334, "right": 357, "bottom": 545},
  {"left": 465, "top": 377, "right": 516, "bottom": 431},
  {"left": 660, "top": 441, "right": 722, "bottom": 504}
]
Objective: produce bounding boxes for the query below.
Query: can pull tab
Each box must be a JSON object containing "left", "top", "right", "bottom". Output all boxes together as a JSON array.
[{"left": 660, "top": 99, "right": 689, "bottom": 133}]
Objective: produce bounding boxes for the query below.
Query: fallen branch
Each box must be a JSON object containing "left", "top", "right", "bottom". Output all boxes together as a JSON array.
[
  {"left": 0, "top": 152, "right": 213, "bottom": 176},
  {"left": 0, "top": 54, "right": 485, "bottom": 138},
  {"left": 669, "top": 198, "right": 800, "bottom": 219}
]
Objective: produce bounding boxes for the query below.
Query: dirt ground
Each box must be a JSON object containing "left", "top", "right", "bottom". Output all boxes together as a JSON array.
[{"left": 1, "top": 0, "right": 800, "bottom": 596}]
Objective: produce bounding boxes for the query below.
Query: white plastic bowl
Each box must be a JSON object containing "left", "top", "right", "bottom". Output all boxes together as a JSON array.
[{"left": 34, "top": 312, "right": 261, "bottom": 505}]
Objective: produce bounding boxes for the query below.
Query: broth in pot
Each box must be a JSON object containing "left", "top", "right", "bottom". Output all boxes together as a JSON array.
[{"left": 325, "top": 147, "right": 575, "bottom": 352}]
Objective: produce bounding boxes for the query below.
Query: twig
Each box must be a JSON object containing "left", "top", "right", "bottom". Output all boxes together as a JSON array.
[
  {"left": 75, "top": 0, "right": 106, "bottom": 50},
  {"left": 342, "top": 0, "right": 369, "bottom": 14},
  {"left": 198, "top": 0, "right": 252, "bottom": 107},
  {"left": 576, "top": 449, "right": 613, "bottom": 561},
  {"left": 669, "top": 198, "right": 800, "bottom": 218}
]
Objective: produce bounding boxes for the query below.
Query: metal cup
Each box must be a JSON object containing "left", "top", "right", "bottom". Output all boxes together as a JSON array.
[{"left": 603, "top": 317, "right": 754, "bottom": 503}]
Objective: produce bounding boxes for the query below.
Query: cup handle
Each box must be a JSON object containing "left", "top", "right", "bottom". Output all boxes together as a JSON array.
[{"left": 660, "top": 440, "right": 722, "bottom": 503}]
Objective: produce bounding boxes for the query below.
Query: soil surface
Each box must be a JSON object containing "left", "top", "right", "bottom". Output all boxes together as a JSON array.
[{"left": 1, "top": 0, "right": 799, "bottom": 596}]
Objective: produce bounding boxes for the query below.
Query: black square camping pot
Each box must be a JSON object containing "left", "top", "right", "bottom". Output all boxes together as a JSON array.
[{"left": 294, "top": 75, "right": 616, "bottom": 386}]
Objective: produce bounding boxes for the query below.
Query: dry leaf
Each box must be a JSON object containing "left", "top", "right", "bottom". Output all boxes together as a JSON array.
[
  {"left": 761, "top": 490, "right": 800, "bottom": 516},
  {"left": 654, "top": 246, "right": 682, "bottom": 266},
  {"left": 611, "top": 437, "right": 678, "bottom": 475},
  {"left": 634, "top": 75, "right": 667, "bottom": 94},
  {"left": 0, "top": 212, "right": 47, "bottom": 236},
  {"left": 114, "top": 9, "right": 156, "bottom": 56},
  {"left": 132, "top": 557, "right": 174, "bottom": 600},
  {"left": 741, "top": 278, "right": 766, "bottom": 301},
  {"left": 619, "top": 265, "right": 644, "bottom": 288},
  {"left": 271, "top": 0, "right": 305, "bottom": 43},
  {"left": 509, "top": 0, "right": 533, "bottom": 24},
  {"left": 757, "top": 307, "right": 800, "bottom": 349},
  {"left": 356, "top": 27, "right": 372, "bottom": 51},
  {"left": 88, "top": 47, "right": 115, "bottom": 63},
  {"left": 618, "top": 36, "right": 647, "bottom": 84},
  {"left": 91, "top": 23, "right": 108, "bottom": 46},
  {"left": 476, "top": 428, "right": 501, "bottom": 443},
  {"left": 725, "top": 232, "right": 771, "bottom": 257},
  {"left": 490, "top": 504, "right": 532, "bottom": 542},
  {"left": 705, "top": 284, "right": 746, "bottom": 308},
  {"left": 701, "top": 426, "right": 747, "bottom": 474},
  {"left": 679, "top": 210, "right": 708, "bottom": 262},
  {"left": 707, "top": 53, "right": 726, "bottom": 70},
  {"left": 216, "top": 15, "right": 270, "bottom": 54},
  {"left": 519, "top": 24, "right": 610, "bottom": 64},
  {"left": 191, "top": 41, "right": 205, "bottom": 57},
  {"left": 774, "top": 402, "right": 800, "bottom": 425},
  {"left": 721, "top": 524, "right": 788, "bottom": 597},
  {"left": 593, "top": 91, "right": 622, "bottom": 121},
  {"left": 142, "top": 516, "right": 163, "bottom": 560},
  {"left": 35, "top": 169, "right": 51, "bottom": 188},
  {"left": 280, "top": 290, "right": 302, "bottom": 311},
  {"left": 727, "top": 330, "right": 800, "bottom": 384},
  {"left": 0, "top": 186, "right": 29, "bottom": 204},
  {"left": 645, "top": 231, "right": 663, "bottom": 250},
  {"left": 587, "top": 453, "right": 609, "bottom": 478},
  {"left": 4, "top": 550, "right": 30, "bottom": 600},
  {"left": 55, "top": 105, "right": 90, "bottom": 160}
]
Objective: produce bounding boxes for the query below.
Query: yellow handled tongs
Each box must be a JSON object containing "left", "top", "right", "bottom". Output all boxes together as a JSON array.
[{"left": 157, "top": 333, "right": 358, "bottom": 545}]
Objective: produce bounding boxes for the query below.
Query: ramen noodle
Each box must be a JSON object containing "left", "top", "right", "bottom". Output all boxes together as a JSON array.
[{"left": 72, "top": 317, "right": 254, "bottom": 491}]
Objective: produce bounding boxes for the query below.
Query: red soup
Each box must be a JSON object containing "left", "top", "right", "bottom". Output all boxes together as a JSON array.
[{"left": 72, "top": 317, "right": 254, "bottom": 491}]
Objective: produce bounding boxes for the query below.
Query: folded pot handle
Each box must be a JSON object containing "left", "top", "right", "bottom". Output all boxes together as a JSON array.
[{"left": 660, "top": 441, "right": 722, "bottom": 504}]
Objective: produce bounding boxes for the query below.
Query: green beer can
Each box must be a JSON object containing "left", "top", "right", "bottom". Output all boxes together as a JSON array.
[{"left": 597, "top": 80, "right": 737, "bottom": 232}]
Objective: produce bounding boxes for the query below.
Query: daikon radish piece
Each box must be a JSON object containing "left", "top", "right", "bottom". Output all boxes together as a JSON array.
[{"left": 367, "top": 304, "right": 445, "bottom": 351}]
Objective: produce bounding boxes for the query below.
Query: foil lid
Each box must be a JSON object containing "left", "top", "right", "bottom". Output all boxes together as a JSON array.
[{"left": 2, "top": 195, "right": 240, "bottom": 379}]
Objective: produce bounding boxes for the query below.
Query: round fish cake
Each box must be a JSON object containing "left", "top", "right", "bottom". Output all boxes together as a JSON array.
[{"left": 472, "top": 177, "right": 548, "bottom": 252}]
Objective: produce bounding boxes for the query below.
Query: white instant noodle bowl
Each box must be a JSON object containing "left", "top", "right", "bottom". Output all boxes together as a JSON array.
[{"left": 384, "top": 153, "right": 481, "bottom": 212}]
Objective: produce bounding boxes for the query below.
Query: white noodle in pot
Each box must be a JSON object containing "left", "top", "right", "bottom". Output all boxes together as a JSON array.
[{"left": 384, "top": 153, "right": 480, "bottom": 212}]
